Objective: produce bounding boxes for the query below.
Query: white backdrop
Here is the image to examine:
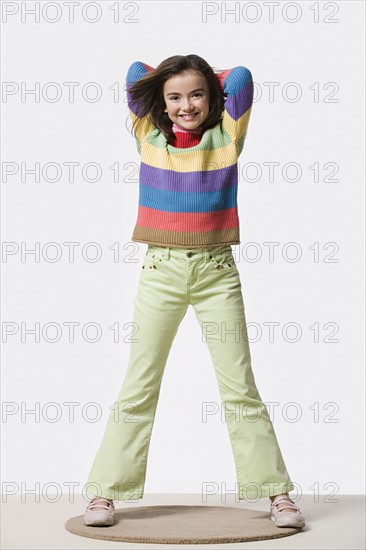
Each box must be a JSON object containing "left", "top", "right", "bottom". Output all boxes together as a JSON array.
[{"left": 1, "top": 0, "right": 365, "bottom": 504}]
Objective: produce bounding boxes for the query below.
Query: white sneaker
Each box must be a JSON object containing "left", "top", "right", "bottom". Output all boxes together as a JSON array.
[
  {"left": 270, "top": 495, "right": 305, "bottom": 528},
  {"left": 83, "top": 496, "right": 115, "bottom": 526}
]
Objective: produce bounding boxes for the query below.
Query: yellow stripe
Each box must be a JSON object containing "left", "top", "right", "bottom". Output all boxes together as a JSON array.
[
  {"left": 141, "top": 140, "right": 238, "bottom": 172},
  {"left": 222, "top": 106, "right": 253, "bottom": 142},
  {"left": 129, "top": 110, "right": 155, "bottom": 144}
]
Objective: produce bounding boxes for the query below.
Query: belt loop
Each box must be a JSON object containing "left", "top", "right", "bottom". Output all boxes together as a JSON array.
[{"left": 161, "top": 247, "right": 170, "bottom": 260}]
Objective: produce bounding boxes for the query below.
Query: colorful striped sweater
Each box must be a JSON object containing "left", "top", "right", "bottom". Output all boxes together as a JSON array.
[{"left": 126, "top": 61, "right": 254, "bottom": 248}]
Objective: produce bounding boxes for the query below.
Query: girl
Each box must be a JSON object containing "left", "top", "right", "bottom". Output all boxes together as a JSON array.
[{"left": 83, "top": 54, "right": 306, "bottom": 529}]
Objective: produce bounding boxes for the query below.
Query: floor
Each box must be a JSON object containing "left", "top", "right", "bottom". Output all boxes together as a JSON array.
[{"left": 1, "top": 493, "right": 365, "bottom": 549}]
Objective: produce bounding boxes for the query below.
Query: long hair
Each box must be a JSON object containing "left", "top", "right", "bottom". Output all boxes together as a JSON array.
[{"left": 126, "top": 54, "right": 226, "bottom": 145}]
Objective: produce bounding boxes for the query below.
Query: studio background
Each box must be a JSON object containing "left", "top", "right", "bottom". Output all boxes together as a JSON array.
[{"left": 2, "top": 0, "right": 365, "bottom": 502}]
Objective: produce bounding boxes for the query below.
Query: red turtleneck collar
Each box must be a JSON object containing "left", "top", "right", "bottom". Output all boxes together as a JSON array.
[{"left": 171, "top": 122, "right": 203, "bottom": 148}]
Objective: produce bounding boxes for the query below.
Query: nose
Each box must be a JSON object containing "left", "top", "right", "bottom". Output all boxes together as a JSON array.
[{"left": 182, "top": 98, "right": 194, "bottom": 112}]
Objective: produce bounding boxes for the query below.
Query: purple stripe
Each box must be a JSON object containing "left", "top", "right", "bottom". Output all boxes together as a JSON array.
[
  {"left": 225, "top": 80, "right": 254, "bottom": 121},
  {"left": 126, "top": 83, "right": 145, "bottom": 118},
  {"left": 140, "top": 162, "right": 238, "bottom": 192}
]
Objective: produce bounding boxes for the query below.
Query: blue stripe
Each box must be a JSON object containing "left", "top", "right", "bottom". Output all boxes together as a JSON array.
[
  {"left": 139, "top": 184, "right": 238, "bottom": 213},
  {"left": 223, "top": 66, "right": 253, "bottom": 95},
  {"left": 140, "top": 162, "right": 238, "bottom": 192}
]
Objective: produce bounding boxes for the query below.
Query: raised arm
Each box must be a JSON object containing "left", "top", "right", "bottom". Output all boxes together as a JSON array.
[
  {"left": 125, "top": 61, "right": 156, "bottom": 153},
  {"left": 215, "top": 66, "right": 254, "bottom": 156}
]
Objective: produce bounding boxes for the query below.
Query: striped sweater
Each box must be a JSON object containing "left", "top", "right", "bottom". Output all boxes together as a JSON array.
[{"left": 126, "top": 61, "right": 254, "bottom": 248}]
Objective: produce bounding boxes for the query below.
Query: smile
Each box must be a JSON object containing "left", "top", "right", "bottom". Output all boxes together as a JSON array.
[{"left": 180, "top": 113, "right": 198, "bottom": 120}]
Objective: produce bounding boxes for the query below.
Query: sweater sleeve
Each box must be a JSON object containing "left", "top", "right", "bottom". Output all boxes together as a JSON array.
[
  {"left": 215, "top": 66, "right": 254, "bottom": 157},
  {"left": 126, "top": 61, "right": 156, "bottom": 154}
]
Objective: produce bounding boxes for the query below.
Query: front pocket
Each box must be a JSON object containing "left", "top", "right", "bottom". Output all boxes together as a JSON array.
[
  {"left": 142, "top": 248, "right": 168, "bottom": 270},
  {"left": 208, "top": 248, "right": 236, "bottom": 270}
]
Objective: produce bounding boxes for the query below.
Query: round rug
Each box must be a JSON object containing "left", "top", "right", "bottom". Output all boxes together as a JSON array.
[{"left": 65, "top": 504, "right": 303, "bottom": 544}]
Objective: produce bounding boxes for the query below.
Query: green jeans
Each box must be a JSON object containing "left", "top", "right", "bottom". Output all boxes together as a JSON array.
[{"left": 85, "top": 244, "right": 294, "bottom": 501}]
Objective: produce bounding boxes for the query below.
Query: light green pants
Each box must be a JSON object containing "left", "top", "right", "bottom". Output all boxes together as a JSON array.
[{"left": 85, "top": 244, "right": 294, "bottom": 501}]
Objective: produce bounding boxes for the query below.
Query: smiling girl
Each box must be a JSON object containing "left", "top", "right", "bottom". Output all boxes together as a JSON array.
[{"left": 83, "top": 54, "right": 306, "bottom": 530}]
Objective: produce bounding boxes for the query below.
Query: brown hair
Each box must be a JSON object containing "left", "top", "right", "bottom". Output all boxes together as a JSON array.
[{"left": 126, "top": 54, "right": 226, "bottom": 145}]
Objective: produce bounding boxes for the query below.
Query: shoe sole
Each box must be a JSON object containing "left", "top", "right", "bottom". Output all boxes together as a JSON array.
[
  {"left": 271, "top": 515, "right": 305, "bottom": 528},
  {"left": 83, "top": 518, "right": 114, "bottom": 527},
  {"left": 83, "top": 512, "right": 115, "bottom": 527}
]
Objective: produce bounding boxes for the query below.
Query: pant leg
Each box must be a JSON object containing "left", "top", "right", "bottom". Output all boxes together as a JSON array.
[
  {"left": 85, "top": 246, "right": 189, "bottom": 501},
  {"left": 190, "top": 246, "right": 295, "bottom": 500}
]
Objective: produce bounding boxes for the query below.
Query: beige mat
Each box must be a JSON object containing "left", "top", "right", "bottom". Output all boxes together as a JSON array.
[{"left": 65, "top": 504, "right": 303, "bottom": 544}]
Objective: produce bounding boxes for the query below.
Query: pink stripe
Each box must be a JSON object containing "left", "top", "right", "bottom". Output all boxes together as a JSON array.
[
  {"left": 172, "top": 122, "right": 202, "bottom": 135},
  {"left": 136, "top": 206, "right": 239, "bottom": 232}
]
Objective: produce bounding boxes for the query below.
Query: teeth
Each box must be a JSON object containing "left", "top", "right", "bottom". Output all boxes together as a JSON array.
[{"left": 181, "top": 114, "right": 197, "bottom": 119}]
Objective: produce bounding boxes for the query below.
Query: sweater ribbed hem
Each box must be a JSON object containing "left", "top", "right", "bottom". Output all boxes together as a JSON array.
[{"left": 131, "top": 226, "right": 240, "bottom": 248}]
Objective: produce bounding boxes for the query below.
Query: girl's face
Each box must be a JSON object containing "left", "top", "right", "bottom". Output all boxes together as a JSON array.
[{"left": 163, "top": 70, "right": 210, "bottom": 130}]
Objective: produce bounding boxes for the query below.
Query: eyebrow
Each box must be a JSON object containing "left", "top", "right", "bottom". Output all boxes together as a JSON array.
[{"left": 166, "top": 88, "right": 205, "bottom": 96}]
